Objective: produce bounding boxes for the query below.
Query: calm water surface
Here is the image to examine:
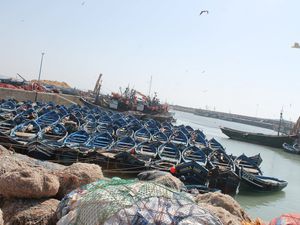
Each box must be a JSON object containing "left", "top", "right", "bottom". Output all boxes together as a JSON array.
[{"left": 173, "top": 110, "right": 300, "bottom": 221}]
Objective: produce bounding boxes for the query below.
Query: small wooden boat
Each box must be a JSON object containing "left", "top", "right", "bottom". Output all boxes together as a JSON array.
[
  {"left": 220, "top": 126, "right": 297, "bottom": 148},
  {"left": 0, "top": 100, "right": 16, "bottom": 112},
  {"left": 169, "top": 130, "right": 188, "bottom": 146},
  {"left": 208, "top": 149, "right": 240, "bottom": 194},
  {"left": 116, "top": 126, "right": 134, "bottom": 138},
  {"left": 0, "top": 111, "right": 16, "bottom": 122},
  {"left": 282, "top": 142, "right": 300, "bottom": 154},
  {"left": 61, "top": 114, "right": 80, "bottom": 133},
  {"left": 26, "top": 140, "right": 56, "bottom": 160},
  {"left": 81, "top": 121, "right": 98, "bottom": 134},
  {"left": 134, "top": 127, "right": 151, "bottom": 142},
  {"left": 134, "top": 141, "right": 159, "bottom": 162},
  {"left": 174, "top": 161, "right": 209, "bottom": 185},
  {"left": 86, "top": 132, "right": 114, "bottom": 150},
  {"left": 157, "top": 142, "right": 182, "bottom": 164},
  {"left": 13, "top": 108, "right": 37, "bottom": 124},
  {"left": 238, "top": 171, "right": 288, "bottom": 192},
  {"left": 0, "top": 119, "right": 17, "bottom": 135},
  {"left": 161, "top": 126, "right": 173, "bottom": 138},
  {"left": 64, "top": 130, "right": 90, "bottom": 147},
  {"left": 209, "top": 138, "right": 225, "bottom": 151},
  {"left": 249, "top": 153, "right": 263, "bottom": 166},
  {"left": 152, "top": 131, "right": 168, "bottom": 143},
  {"left": 98, "top": 115, "right": 113, "bottom": 125},
  {"left": 10, "top": 120, "right": 41, "bottom": 144},
  {"left": 39, "top": 123, "right": 68, "bottom": 143},
  {"left": 108, "top": 136, "right": 136, "bottom": 153},
  {"left": 181, "top": 146, "right": 207, "bottom": 166},
  {"left": 36, "top": 111, "right": 60, "bottom": 128},
  {"left": 96, "top": 123, "right": 114, "bottom": 135},
  {"left": 190, "top": 130, "right": 208, "bottom": 148},
  {"left": 234, "top": 154, "right": 262, "bottom": 176}
]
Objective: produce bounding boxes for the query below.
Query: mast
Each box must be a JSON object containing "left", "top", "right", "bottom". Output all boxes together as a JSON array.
[
  {"left": 277, "top": 108, "right": 283, "bottom": 136},
  {"left": 148, "top": 75, "right": 152, "bottom": 97}
]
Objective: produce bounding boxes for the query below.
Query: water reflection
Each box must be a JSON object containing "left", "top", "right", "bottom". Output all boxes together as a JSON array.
[{"left": 236, "top": 190, "right": 286, "bottom": 209}]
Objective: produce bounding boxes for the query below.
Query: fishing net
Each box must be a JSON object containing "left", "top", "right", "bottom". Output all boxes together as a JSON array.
[{"left": 57, "top": 177, "right": 223, "bottom": 225}]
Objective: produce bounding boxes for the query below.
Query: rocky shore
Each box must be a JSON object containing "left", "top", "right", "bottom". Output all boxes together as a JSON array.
[{"left": 0, "top": 145, "right": 257, "bottom": 225}]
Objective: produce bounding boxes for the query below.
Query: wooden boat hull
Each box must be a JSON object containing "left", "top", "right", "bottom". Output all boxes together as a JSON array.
[
  {"left": 221, "top": 127, "right": 297, "bottom": 148},
  {"left": 239, "top": 171, "right": 288, "bottom": 192}
]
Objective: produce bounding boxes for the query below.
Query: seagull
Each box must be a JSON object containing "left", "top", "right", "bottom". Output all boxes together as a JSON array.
[
  {"left": 199, "top": 10, "right": 209, "bottom": 15},
  {"left": 201, "top": 70, "right": 205, "bottom": 74},
  {"left": 291, "top": 42, "right": 300, "bottom": 49},
  {"left": 81, "top": 1, "right": 85, "bottom": 6}
]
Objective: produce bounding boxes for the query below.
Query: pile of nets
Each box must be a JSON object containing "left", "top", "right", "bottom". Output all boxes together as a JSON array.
[{"left": 57, "top": 177, "right": 223, "bottom": 225}]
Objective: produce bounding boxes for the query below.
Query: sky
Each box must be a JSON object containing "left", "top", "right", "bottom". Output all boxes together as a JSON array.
[{"left": 1, "top": 0, "right": 300, "bottom": 121}]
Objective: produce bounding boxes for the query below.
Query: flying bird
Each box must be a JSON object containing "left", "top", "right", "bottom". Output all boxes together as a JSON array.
[
  {"left": 81, "top": 1, "right": 85, "bottom": 6},
  {"left": 199, "top": 10, "right": 209, "bottom": 15},
  {"left": 291, "top": 42, "right": 300, "bottom": 49}
]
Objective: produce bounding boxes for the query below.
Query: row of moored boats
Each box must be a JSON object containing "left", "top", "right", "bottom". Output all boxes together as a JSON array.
[{"left": 0, "top": 99, "right": 288, "bottom": 194}]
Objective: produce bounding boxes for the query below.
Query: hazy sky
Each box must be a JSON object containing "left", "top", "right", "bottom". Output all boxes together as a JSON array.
[{"left": 1, "top": 0, "right": 299, "bottom": 121}]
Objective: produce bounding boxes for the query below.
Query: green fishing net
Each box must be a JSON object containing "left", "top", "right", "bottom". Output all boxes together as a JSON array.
[{"left": 57, "top": 178, "right": 222, "bottom": 225}]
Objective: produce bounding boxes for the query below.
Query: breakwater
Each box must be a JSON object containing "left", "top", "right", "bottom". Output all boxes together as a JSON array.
[{"left": 171, "top": 105, "right": 294, "bottom": 134}]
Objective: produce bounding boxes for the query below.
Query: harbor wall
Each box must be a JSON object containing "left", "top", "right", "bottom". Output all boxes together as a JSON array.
[{"left": 0, "top": 87, "right": 82, "bottom": 106}]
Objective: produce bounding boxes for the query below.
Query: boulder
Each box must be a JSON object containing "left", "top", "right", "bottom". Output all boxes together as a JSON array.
[
  {"left": 195, "top": 192, "right": 251, "bottom": 222},
  {"left": 0, "top": 169, "right": 60, "bottom": 199},
  {"left": 198, "top": 203, "right": 241, "bottom": 225},
  {"left": 0, "top": 209, "right": 3, "bottom": 225},
  {"left": 55, "top": 162, "right": 104, "bottom": 198},
  {"left": 2, "top": 198, "right": 59, "bottom": 225},
  {"left": 137, "top": 170, "right": 184, "bottom": 191},
  {"left": 0, "top": 145, "right": 65, "bottom": 176}
]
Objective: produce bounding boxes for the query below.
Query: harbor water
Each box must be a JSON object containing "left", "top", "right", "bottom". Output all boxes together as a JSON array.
[{"left": 173, "top": 110, "right": 300, "bottom": 221}]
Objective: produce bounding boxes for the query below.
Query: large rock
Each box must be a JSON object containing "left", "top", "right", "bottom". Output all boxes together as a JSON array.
[
  {"left": 0, "top": 209, "right": 3, "bottom": 225},
  {"left": 0, "top": 145, "right": 65, "bottom": 176},
  {"left": 0, "top": 169, "right": 60, "bottom": 199},
  {"left": 195, "top": 192, "right": 251, "bottom": 222},
  {"left": 2, "top": 198, "right": 59, "bottom": 225},
  {"left": 55, "top": 162, "right": 104, "bottom": 198},
  {"left": 137, "top": 170, "right": 184, "bottom": 191}
]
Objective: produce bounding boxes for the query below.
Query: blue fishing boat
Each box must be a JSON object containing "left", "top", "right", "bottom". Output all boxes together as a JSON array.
[
  {"left": 209, "top": 138, "right": 225, "bottom": 151},
  {"left": 96, "top": 123, "right": 114, "bottom": 135},
  {"left": 39, "top": 123, "right": 68, "bottom": 143},
  {"left": 282, "top": 142, "right": 300, "bottom": 155},
  {"left": 170, "top": 130, "right": 188, "bottom": 146},
  {"left": 157, "top": 142, "right": 182, "bottom": 164},
  {"left": 36, "top": 111, "right": 60, "bottom": 128},
  {"left": 86, "top": 132, "right": 114, "bottom": 150},
  {"left": 0, "top": 100, "right": 16, "bottom": 112},
  {"left": 13, "top": 108, "right": 37, "bottom": 124},
  {"left": 134, "top": 127, "right": 151, "bottom": 142},
  {"left": 152, "top": 131, "right": 168, "bottom": 143},
  {"left": 10, "top": 120, "right": 41, "bottom": 143},
  {"left": 190, "top": 130, "right": 208, "bottom": 148},
  {"left": 26, "top": 140, "right": 56, "bottom": 160},
  {"left": 181, "top": 146, "right": 207, "bottom": 166},
  {"left": 81, "top": 121, "right": 98, "bottom": 134},
  {"left": 98, "top": 115, "right": 113, "bottom": 125},
  {"left": 64, "top": 130, "right": 90, "bottom": 147},
  {"left": 116, "top": 126, "right": 134, "bottom": 138},
  {"left": 134, "top": 141, "right": 159, "bottom": 162},
  {"left": 109, "top": 136, "right": 136, "bottom": 153},
  {"left": 0, "top": 119, "right": 17, "bottom": 135}
]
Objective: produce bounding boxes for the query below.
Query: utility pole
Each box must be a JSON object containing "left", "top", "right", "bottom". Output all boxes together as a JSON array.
[{"left": 34, "top": 52, "right": 45, "bottom": 102}]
